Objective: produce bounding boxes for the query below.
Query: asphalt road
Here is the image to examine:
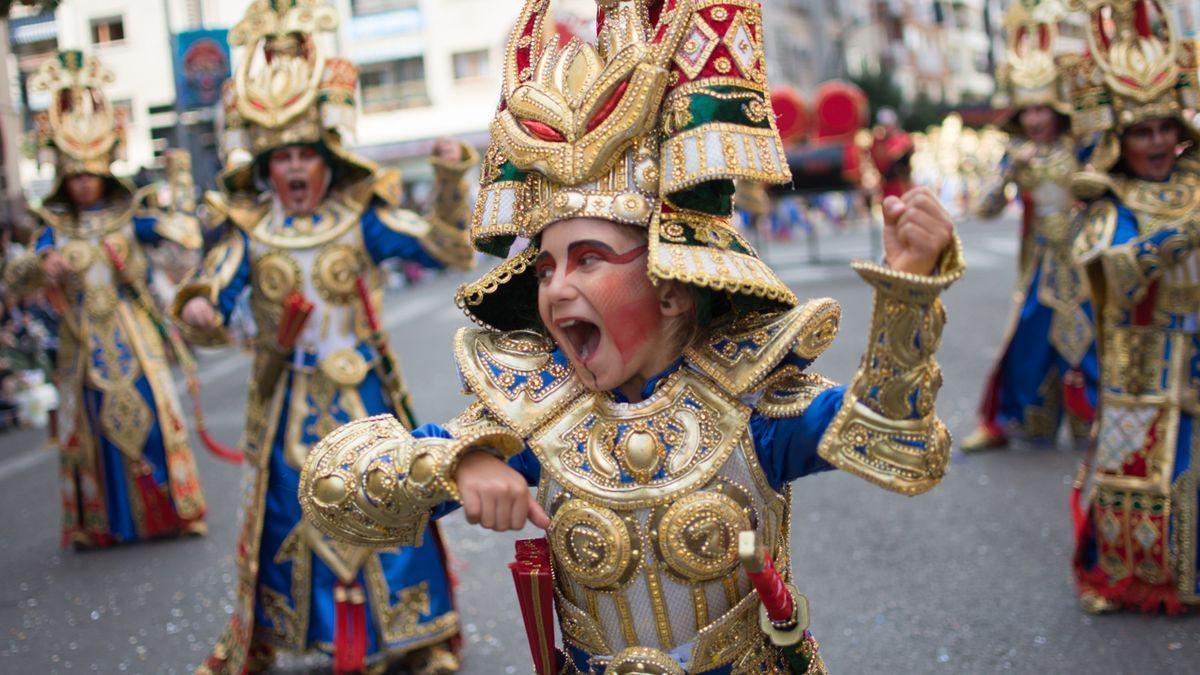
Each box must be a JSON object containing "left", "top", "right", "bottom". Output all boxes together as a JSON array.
[{"left": 1, "top": 215, "right": 1197, "bottom": 674}]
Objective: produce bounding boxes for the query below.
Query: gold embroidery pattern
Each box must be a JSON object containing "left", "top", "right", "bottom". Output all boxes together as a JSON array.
[
  {"left": 817, "top": 241, "right": 963, "bottom": 495},
  {"left": 684, "top": 300, "right": 841, "bottom": 395},
  {"left": 532, "top": 370, "right": 747, "bottom": 509}
]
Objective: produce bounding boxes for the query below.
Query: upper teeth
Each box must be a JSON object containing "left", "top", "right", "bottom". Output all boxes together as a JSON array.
[{"left": 559, "top": 320, "right": 578, "bottom": 328}]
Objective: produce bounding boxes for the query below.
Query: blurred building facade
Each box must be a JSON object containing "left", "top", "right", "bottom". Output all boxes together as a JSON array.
[{"left": 5, "top": 0, "right": 523, "bottom": 201}]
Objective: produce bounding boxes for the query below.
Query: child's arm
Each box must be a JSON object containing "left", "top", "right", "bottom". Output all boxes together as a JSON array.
[
  {"left": 300, "top": 408, "right": 532, "bottom": 547},
  {"left": 814, "top": 188, "right": 963, "bottom": 494}
]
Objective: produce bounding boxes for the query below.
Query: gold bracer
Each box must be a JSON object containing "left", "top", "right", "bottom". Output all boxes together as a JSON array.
[
  {"left": 817, "top": 238, "right": 965, "bottom": 495},
  {"left": 300, "top": 413, "right": 524, "bottom": 547}
]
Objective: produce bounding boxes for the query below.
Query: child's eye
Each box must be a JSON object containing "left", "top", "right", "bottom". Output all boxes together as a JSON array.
[
  {"left": 535, "top": 264, "right": 555, "bottom": 282},
  {"left": 577, "top": 253, "right": 602, "bottom": 267}
]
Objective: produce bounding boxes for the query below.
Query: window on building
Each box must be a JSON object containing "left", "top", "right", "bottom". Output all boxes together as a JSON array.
[
  {"left": 351, "top": 0, "right": 417, "bottom": 16},
  {"left": 360, "top": 57, "right": 429, "bottom": 112},
  {"left": 90, "top": 16, "right": 125, "bottom": 45},
  {"left": 452, "top": 49, "right": 490, "bottom": 81}
]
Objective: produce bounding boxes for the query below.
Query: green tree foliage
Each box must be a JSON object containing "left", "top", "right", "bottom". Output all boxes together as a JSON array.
[{"left": 849, "top": 68, "right": 904, "bottom": 125}]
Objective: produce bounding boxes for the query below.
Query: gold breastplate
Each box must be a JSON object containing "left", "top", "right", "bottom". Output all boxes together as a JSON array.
[{"left": 533, "top": 369, "right": 789, "bottom": 670}]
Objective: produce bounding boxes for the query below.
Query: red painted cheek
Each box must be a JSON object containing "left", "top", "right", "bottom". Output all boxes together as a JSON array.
[{"left": 588, "top": 266, "right": 661, "bottom": 363}]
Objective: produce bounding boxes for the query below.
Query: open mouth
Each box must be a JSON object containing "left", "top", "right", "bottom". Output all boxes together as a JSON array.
[
  {"left": 557, "top": 318, "right": 602, "bottom": 363},
  {"left": 285, "top": 178, "right": 309, "bottom": 203}
]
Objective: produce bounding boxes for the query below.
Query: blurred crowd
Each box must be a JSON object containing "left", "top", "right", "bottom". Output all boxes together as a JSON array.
[{"left": 0, "top": 226, "right": 58, "bottom": 431}]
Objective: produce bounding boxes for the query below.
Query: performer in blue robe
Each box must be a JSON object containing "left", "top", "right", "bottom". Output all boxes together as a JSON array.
[{"left": 174, "top": 4, "right": 475, "bottom": 673}]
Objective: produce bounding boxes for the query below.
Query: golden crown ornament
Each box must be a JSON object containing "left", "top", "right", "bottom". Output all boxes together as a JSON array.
[
  {"left": 219, "top": 0, "right": 374, "bottom": 195},
  {"left": 1064, "top": 0, "right": 1200, "bottom": 174},
  {"left": 460, "top": 0, "right": 797, "bottom": 332},
  {"left": 995, "top": 0, "right": 1073, "bottom": 124},
  {"left": 31, "top": 50, "right": 132, "bottom": 206}
]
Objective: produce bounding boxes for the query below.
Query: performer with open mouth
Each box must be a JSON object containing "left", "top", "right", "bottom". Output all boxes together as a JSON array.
[
  {"left": 1066, "top": 0, "right": 1200, "bottom": 615},
  {"left": 299, "top": 1, "right": 964, "bottom": 672},
  {"left": 174, "top": 2, "right": 477, "bottom": 672}
]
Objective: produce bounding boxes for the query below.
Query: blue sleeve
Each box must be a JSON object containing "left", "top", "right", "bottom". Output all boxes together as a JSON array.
[
  {"left": 132, "top": 215, "right": 163, "bottom": 246},
  {"left": 751, "top": 385, "right": 846, "bottom": 491},
  {"left": 360, "top": 207, "right": 444, "bottom": 269},
  {"left": 215, "top": 229, "right": 251, "bottom": 323},
  {"left": 413, "top": 422, "right": 543, "bottom": 521},
  {"left": 1112, "top": 202, "right": 1139, "bottom": 246},
  {"left": 35, "top": 227, "right": 55, "bottom": 253}
]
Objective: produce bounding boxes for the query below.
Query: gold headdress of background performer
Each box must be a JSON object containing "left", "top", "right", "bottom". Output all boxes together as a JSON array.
[
  {"left": 31, "top": 50, "right": 133, "bottom": 207},
  {"left": 995, "top": 0, "right": 1073, "bottom": 133},
  {"left": 1064, "top": 0, "right": 1199, "bottom": 175},
  {"left": 458, "top": 0, "right": 796, "bottom": 331},
  {"left": 218, "top": 0, "right": 374, "bottom": 195}
]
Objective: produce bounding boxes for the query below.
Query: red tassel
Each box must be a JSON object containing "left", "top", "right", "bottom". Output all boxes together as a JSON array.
[
  {"left": 199, "top": 428, "right": 244, "bottom": 463},
  {"left": 334, "top": 581, "right": 367, "bottom": 674}
]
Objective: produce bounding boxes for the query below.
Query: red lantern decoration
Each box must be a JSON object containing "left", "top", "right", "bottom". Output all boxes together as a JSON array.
[
  {"left": 771, "top": 86, "right": 808, "bottom": 144},
  {"left": 812, "top": 80, "right": 867, "bottom": 141}
]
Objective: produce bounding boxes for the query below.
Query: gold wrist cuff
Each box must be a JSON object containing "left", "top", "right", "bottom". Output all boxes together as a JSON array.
[{"left": 855, "top": 234, "right": 965, "bottom": 304}]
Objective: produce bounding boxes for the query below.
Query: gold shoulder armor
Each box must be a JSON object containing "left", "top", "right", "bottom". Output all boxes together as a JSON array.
[
  {"left": 685, "top": 299, "right": 841, "bottom": 397},
  {"left": 2, "top": 251, "right": 46, "bottom": 296},
  {"left": 372, "top": 167, "right": 404, "bottom": 208},
  {"left": 1072, "top": 199, "right": 1117, "bottom": 266},
  {"left": 201, "top": 190, "right": 230, "bottom": 230},
  {"left": 1070, "top": 170, "right": 1117, "bottom": 202},
  {"left": 754, "top": 365, "right": 837, "bottom": 418},
  {"left": 454, "top": 327, "right": 585, "bottom": 436},
  {"left": 300, "top": 413, "right": 524, "bottom": 547}
]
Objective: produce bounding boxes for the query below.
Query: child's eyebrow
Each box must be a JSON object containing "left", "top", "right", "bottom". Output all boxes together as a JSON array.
[
  {"left": 566, "top": 240, "right": 617, "bottom": 254},
  {"left": 534, "top": 250, "right": 555, "bottom": 265}
]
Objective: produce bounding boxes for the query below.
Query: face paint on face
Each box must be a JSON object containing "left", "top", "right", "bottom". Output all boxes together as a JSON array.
[
  {"left": 268, "top": 145, "right": 329, "bottom": 216},
  {"left": 1121, "top": 117, "right": 1181, "bottom": 181},
  {"left": 536, "top": 218, "right": 686, "bottom": 398}
]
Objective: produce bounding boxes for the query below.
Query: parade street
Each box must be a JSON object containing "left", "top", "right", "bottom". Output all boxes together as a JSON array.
[{"left": 1, "top": 214, "right": 1196, "bottom": 675}]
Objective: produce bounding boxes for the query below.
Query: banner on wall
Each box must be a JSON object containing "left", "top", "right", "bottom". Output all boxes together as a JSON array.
[{"left": 173, "top": 29, "right": 231, "bottom": 110}]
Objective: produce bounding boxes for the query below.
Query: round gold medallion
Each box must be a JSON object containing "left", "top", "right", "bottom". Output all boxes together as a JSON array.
[
  {"left": 653, "top": 490, "right": 750, "bottom": 583},
  {"left": 548, "top": 499, "right": 640, "bottom": 590},
  {"left": 253, "top": 253, "right": 300, "bottom": 302},
  {"left": 61, "top": 241, "right": 94, "bottom": 274},
  {"left": 313, "top": 243, "right": 363, "bottom": 304}
]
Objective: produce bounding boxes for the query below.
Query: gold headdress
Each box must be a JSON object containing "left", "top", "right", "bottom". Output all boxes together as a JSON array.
[
  {"left": 219, "top": 0, "right": 374, "bottom": 195},
  {"left": 1064, "top": 0, "right": 1200, "bottom": 172},
  {"left": 459, "top": 0, "right": 795, "bottom": 331},
  {"left": 31, "top": 50, "right": 133, "bottom": 206},
  {"left": 994, "top": 0, "right": 1073, "bottom": 131}
]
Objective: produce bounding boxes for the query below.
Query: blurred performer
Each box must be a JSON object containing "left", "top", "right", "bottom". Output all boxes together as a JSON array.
[
  {"left": 174, "top": 3, "right": 476, "bottom": 673},
  {"left": 299, "top": 1, "right": 962, "bottom": 672},
  {"left": 962, "top": 1, "right": 1099, "bottom": 451},
  {"left": 869, "top": 108, "right": 915, "bottom": 200},
  {"left": 1067, "top": 0, "right": 1199, "bottom": 614},
  {"left": 3, "top": 51, "right": 206, "bottom": 549}
]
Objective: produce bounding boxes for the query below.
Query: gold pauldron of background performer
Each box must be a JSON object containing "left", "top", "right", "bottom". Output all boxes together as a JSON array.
[
  {"left": 2, "top": 252, "right": 47, "bottom": 296},
  {"left": 300, "top": 413, "right": 524, "bottom": 546},
  {"left": 817, "top": 238, "right": 965, "bottom": 495}
]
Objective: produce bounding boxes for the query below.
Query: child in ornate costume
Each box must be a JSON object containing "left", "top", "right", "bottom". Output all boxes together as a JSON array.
[
  {"left": 3, "top": 50, "right": 207, "bottom": 549},
  {"left": 174, "top": 2, "right": 477, "bottom": 672},
  {"left": 1066, "top": 0, "right": 1200, "bottom": 614},
  {"left": 963, "top": 1, "right": 1099, "bottom": 451},
  {"left": 299, "top": 1, "right": 962, "bottom": 672}
]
